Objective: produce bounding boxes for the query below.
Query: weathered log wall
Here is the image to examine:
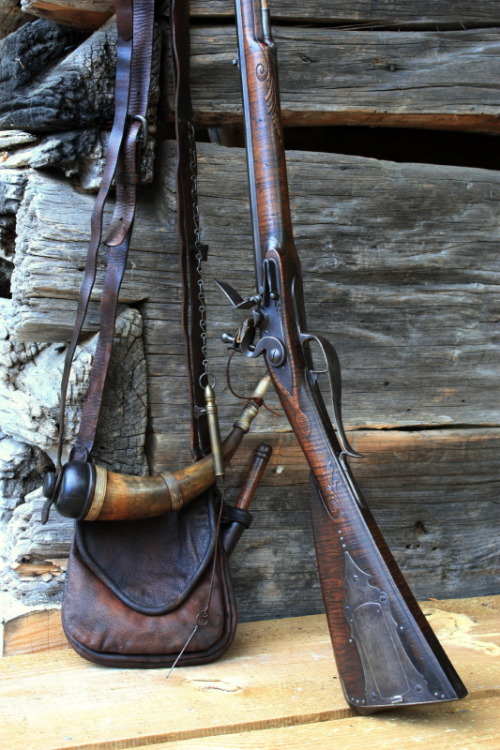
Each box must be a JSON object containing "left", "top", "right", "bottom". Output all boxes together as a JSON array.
[
  {"left": 184, "top": 27, "right": 500, "bottom": 133},
  {"left": 0, "top": 1, "right": 498, "bottom": 625},
  {"left": 0, "top": 1, "right": 27, "bottom": 38},
  {"left": 18, "top": 0, "right": 500, "bottom": 27}
]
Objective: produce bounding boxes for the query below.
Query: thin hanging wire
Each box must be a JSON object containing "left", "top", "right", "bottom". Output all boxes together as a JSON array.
[{"left": 166, "top": 479, "right": 226, "bottom": 677}]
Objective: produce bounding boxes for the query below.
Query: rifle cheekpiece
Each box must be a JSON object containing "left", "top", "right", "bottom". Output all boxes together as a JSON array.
[{"left": 39, "top": 0, "right": 467, "bottom": 713}]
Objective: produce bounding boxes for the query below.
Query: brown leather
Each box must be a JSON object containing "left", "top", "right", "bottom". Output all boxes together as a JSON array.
[
  {"left": 62, "top": 490, "right": 237, "bottom": 668},
  {"left": 59, "top": 0, "right": 155, "bottom": 465},
  {"left": 58, "top": 0, "right": 239, "bottom": 671},
  {"left": 57, "top": 27, "right": 133, "bottom": 467}
]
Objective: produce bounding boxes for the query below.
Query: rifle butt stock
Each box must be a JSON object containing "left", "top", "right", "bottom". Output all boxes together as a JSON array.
[
  {"left": 309, "top": 470, "right": 467, "bottom": 712},
  {"left": 267, "top": 360, "right": 466, "bottom": 712}
]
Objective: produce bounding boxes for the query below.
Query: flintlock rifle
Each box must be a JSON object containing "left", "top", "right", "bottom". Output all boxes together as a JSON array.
[
  {"left": 40, "top": 0, "right": 467, "bottom": 713},
  {"left": 216, "top": 0, "right": 468, "bottom": 713}
]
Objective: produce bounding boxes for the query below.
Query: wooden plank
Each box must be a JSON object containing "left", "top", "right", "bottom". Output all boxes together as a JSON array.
[
  {"left": 0, "top": 596, "right": 494, "bottom": 656},
  {"left": 3, "top": 20, "right": 500, "bottom": 135},
  {"left": 2, "top": 425, "right": 496, "bottom": 620},
  {"left": 0, "top": 597, "right": 498, "bottom": 750},
  {"left": 22, "top": 1, "right": 112, "bottom": 29},
  {"left": 2, "top": 608, "right": 67, "bottom": 656},
  {"left": 228, "top": 428, "right": 500, "bottom": 614},
  {"left": 0, "top": 1, "right": 28, "bottom": 39},
  {"left": 184, "top": 27, "right": 500, "bottom": 132},
  {"left": 7, "top": 144, "right": 498, "bottom": 610},
  {"left": 167, "top": 143, "right": 500, "bottom": 431},
  {"left": 11, "top": 145, "right": 500, "bottom": 431},
  {"left": 190, "top": 1, "right": 500, "bottom": 26},
  {"left": 21, "top": 0, "right": 500, "bottom": 27},
  {"left": 133, "top": 698, "right": 500, "bottom": 750}
]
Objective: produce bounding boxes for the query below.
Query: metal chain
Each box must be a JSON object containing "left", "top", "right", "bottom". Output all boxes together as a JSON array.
[{"left": 187, "top": 121, "right": 213, "bottom": 387}]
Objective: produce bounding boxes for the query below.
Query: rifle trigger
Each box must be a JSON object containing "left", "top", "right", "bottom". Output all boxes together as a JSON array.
[
  {"left": 301, "top": 332, "right": 363, "bottom": 459},
  {"left": 214, "top": 279, "right": 257, "bottom": 309}
]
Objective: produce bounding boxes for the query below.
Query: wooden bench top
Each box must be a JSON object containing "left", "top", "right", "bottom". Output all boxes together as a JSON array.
[{"left": 0, "top": 595, "right": 498, "bottom": 750}]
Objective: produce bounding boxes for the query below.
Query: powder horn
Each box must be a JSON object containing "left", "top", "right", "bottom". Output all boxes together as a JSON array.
[{"left": 43, "top": 376, "right": 271, "bottom": 522}]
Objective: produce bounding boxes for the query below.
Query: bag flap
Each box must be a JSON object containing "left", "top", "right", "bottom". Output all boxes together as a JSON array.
[{"left": 74, "top": 491, "right": 217, "bottom": 616}]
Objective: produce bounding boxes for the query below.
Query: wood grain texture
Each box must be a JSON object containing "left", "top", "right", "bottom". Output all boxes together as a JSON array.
[
  {"left": 2, "top": 607, "right": 67, "bottom": 655},
  {"left": 227, "top": 427, "right": 500, "bottom": 612},
  {"left": 7, "top": 142, "right": 498, "bottom": 610},
  {"left": 0, "top": 597, "right": 498, "bottom": 748},
  {"left": 0, "top": 19, "right": 158, "bottom": 182},
  {"left": 0, "top": 0, "right": 29, "bottom": 39},
  {"left": 181, "top": 26, "right": 500, "bottom": 132},
  {"left": 0, "top": 167, "right": 26, "bottom": 279},
  {"left": 190, "top": 1, "right": 500, "bottom": 25},
  {"left": 22, "top": 0, "right": 112, "bottom": 28},
  {"left": 20, "top": 0, "right": 500, "bottom": 26},
  {"left": 3, "top": 20, "right": 500, "bottom": 135},
  {"left": 11, "top": 144, "right": 500, "bottom": 432},
  {"left": 133, "top": 698, "right": 500, "bottom": 750}
]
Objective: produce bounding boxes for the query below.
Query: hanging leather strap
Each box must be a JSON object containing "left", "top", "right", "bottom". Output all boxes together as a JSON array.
[
  {"left": 57, "top": 0, "right": 155, "bottom": 467},
  {"left": 57, "top": 0, "right": 210, "bottom": 472}
]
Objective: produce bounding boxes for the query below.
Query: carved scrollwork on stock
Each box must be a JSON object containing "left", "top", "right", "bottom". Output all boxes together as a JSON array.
[
  {"left": 255, "top": 57, "right": 283, "bottom": 143},
  {"left": 324, "top": 468, "right": 341, "bottom": 519}
]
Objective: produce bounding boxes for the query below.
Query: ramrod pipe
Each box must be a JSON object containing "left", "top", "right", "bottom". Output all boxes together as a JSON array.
[{"left": 44, "top": 376, "right": 271, "bottom": 521}]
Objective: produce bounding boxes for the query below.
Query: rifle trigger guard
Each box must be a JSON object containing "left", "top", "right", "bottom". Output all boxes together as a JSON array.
[{"left": 300, "top": 332, "right": 363, "bottom": 459}]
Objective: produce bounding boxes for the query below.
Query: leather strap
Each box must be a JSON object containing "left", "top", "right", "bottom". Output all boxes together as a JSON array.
[
  {"left": 58, "top": 0, "right": 155, "bottom": 466},
  {"left": 59, "top": 0, "right": 211, "bottom": 469}
]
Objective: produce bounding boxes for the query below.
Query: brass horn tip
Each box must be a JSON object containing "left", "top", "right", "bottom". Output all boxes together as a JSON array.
[
  {"left": 204, "top": 382, "right": 216, "bottom": 403},
  {"left": 253, "top": 374, "right": 272, "bottom": 400}
]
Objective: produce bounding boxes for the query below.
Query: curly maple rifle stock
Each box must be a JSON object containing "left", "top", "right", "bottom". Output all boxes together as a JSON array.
[{"left": 227, "top": 0, "right": 467, "bottom": 713}]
